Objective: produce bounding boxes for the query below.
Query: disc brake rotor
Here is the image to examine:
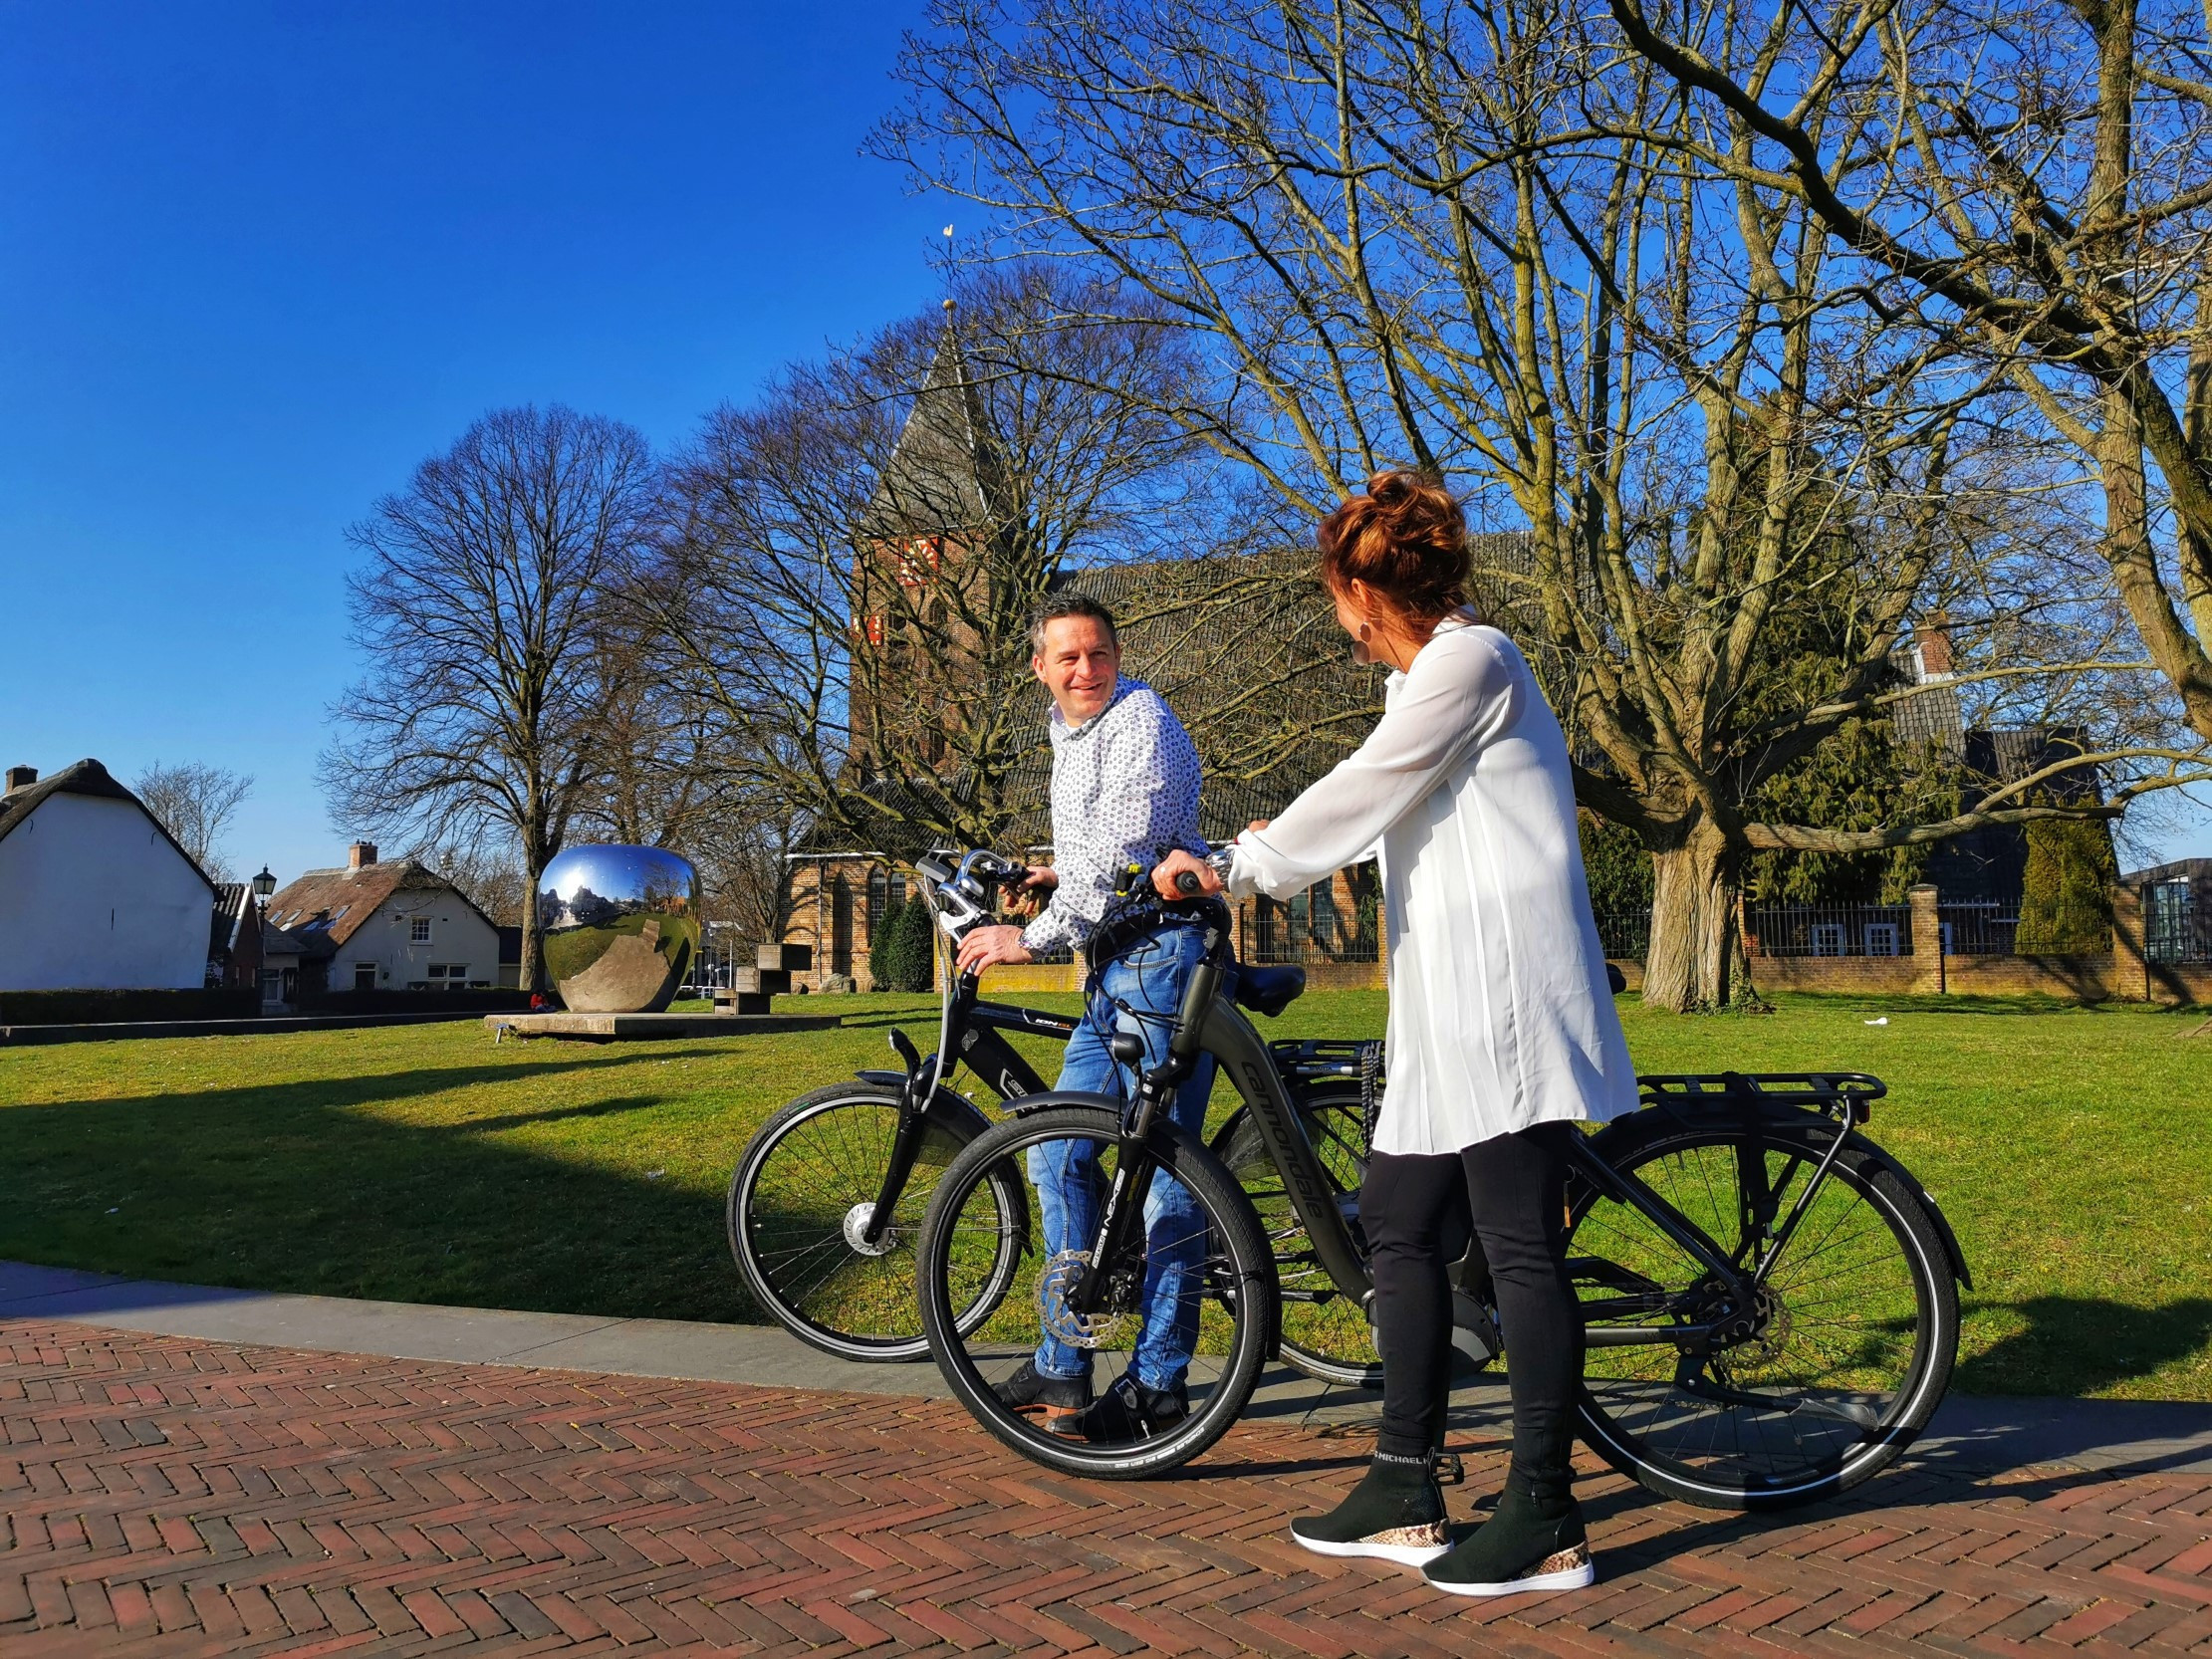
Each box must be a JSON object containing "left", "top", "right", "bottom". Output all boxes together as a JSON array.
[{"left": 1038, "top": 1249, "right": 1138, "bottom": 1350}]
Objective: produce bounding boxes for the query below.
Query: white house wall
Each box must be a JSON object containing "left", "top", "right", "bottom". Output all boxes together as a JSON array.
[
  {"left": 337, "top": 893, "right": 502, "bottom": 991},
  {"left": 0, "top": 794, "right": 214, "bottom": 991}
]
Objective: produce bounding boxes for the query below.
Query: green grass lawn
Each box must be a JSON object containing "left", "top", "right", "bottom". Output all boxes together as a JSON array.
[{"left": 1, "top": 991, "right": 2206, "bottom": 1399}]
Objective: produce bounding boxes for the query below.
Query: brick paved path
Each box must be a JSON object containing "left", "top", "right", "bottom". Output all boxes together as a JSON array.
[{"left": 12, "top": 1322, "right": 2212, "bottom": 1657}]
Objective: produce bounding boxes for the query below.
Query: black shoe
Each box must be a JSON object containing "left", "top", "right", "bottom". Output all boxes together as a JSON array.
[
  {"left": 1080, "top": 1373, "right": 1188, "bottom": 1444},
  {"left": 1290, "top": 1451, "right": 1449, "bottom": 1566},
  {"left": 1422, "top": 1487, "right": 1595, "bottom": 1596},
  {"left": 993, "top": 1360, "right": 1092, "bottom": 1438}
]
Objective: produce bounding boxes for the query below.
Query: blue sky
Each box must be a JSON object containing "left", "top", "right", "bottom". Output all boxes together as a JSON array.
[
  {"left": 0, "top": 1, "right": 954, "bottom": 882},
  {"left": 2, "top": 3, "right": 2206, "bottom": 881}
]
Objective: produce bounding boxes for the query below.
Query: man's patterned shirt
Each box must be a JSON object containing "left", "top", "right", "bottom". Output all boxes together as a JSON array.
[{"left": 1020, "top": 676, "right": 1207, "bottom": 955}]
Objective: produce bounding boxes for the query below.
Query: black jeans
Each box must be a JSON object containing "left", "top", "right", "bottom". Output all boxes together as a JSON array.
[{"left": 1362, "top": 1122, "right": 1581, "bottom": 1503}]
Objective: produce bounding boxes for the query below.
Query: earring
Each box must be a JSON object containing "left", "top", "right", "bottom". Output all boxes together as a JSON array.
[{"left": 1352, "top": 620, "right": 1374, "bottom": 667}]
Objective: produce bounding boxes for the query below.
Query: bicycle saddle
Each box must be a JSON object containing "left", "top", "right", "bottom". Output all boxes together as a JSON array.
[{"left": 1234, "top": 964, "right": 1307, "bottom": 1018}]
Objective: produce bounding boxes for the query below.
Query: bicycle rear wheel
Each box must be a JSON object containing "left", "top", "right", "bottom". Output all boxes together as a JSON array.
[
  {"left": 729, "top": 1084, "right": 1024, "bottom": 1361},
  {"left": 1569, "top": 1114, "right": 1958, "bottom": 1510},
  {"left": 918, "top": 1104, "right": 1276, "bottom": 1479},
  {"left": 1215, "top": 1085, "right": 1380, "bottom": 1387}
]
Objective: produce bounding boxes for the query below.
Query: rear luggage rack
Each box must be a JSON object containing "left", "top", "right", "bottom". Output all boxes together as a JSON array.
[{"left": 1638, "top": 1071, "right": 1886, "bottom": 1116}]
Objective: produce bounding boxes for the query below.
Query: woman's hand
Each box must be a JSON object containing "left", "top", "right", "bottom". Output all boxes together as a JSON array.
[
  {"left": 956, "top": 924, "right": 1034, "bottom": 977},
  {"left": 1247, "top": 819, "right": 1271, "bottom": 832},
  {"left": 1151, "top": 848, "right": 1222, "bottom": 899},
  {"left": 1021, "top": 864, "right": 1058, "bottom": 891}
]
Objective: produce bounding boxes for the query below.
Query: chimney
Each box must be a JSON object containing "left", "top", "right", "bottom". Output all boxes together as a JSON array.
[
  {"left": 4, "top": 765, "right": 34, "bottom": 793},
  {"left": 348, "top": 841, "right": 377, "bottom": 871},
  {"left": 1913, "top": 612, "right": 1954, "bottom": 680}
]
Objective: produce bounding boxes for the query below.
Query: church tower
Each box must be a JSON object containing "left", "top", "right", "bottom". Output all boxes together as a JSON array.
[{"left": 849, "top": 303, "right": 1017, "bottom": 772}]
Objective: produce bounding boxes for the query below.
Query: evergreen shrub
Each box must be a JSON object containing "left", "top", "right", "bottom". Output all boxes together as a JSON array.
[
  {"left": 880, "top": 896, "right": 939, "bottom": 993},
  {"left": 2016, "top": 817, "right": 2118, "bottom": 954},
  {"left": 868, "top": 896, "right": 907, "bottom": 990}
]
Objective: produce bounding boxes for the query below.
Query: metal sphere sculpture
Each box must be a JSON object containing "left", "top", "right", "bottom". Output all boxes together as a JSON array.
[{"left": 536, "top": 844, "right": 701, "bottom": 1013}]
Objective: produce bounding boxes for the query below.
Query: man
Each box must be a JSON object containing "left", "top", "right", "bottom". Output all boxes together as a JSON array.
[{"left": 955, "top": 592, "right": 1220, "bottom": 1442}]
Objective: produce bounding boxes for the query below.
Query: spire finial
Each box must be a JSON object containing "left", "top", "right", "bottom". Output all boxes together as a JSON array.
[{"left": 942, "top": 298, "right": 956, "bottom": 313}]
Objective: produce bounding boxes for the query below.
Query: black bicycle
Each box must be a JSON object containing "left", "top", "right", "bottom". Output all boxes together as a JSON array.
[
  {"left": 914, "top": 857, "right": 1967, "bottom": 1504},
  {"left": 727, "top": 848, "right": 1378, "bottom": 1382}
]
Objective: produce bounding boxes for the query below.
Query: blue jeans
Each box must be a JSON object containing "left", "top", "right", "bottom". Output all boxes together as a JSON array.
[{"left": 1027, "top": 921, "right": 1224, "bottom": 1392}]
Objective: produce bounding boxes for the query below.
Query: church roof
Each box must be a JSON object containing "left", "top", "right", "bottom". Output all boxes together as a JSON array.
[{"left": 861, "top": 314, "right": 1010, "bottom": 542}]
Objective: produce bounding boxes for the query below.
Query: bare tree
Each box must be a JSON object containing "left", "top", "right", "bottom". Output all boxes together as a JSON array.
[
  {"left": 879, "top": 0, "right": 2205, "bottom": 1007},
  {"left": 640, "top": 266, "right": 1231, "bottom": 859},
  {"left": 1604, "top": 0, "right": 2212, "bottom": 745},
  {"left": 321, "top": 405, "right": 657, "bottom": 991},
  {"left": 132, "top": 761, "right": 252, "bottom": 881},
  {"left": 412, "top": 833, "right": 529, "bottom": 927}
]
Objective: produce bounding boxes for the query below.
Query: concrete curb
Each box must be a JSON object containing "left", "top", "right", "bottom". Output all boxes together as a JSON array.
[{"left": 7, "top": 1260, "right": 2211, "bottom": 1477}]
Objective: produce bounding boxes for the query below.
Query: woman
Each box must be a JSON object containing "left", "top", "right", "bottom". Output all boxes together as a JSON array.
[{"left": 1154, "top": 471, "right": 1636, "bottom": 1596}]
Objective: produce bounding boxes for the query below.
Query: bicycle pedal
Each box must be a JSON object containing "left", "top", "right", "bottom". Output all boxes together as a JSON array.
[{"left": 1432, "top": 1452, "right": 1466, "bottom": 1486}]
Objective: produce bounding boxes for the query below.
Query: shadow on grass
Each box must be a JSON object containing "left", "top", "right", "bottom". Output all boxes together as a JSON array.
[
  {"left": 1957, "top": 1296, "right": 2212, "bottom": 1397},
  {"left": 0, "top": 1049, "right": 771, "bottom": 1326}
]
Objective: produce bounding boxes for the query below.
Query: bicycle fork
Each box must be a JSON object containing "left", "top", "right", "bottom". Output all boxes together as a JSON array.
[{"left": 1066, "top": 956, "right": 1225, "bottom": 1328}]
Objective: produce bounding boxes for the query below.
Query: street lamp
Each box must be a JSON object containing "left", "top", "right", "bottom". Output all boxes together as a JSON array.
[{"left": 251, "top": 865, "right": 277, "bottom": 914}]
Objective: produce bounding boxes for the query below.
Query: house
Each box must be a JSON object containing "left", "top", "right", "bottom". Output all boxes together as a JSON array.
[
  {"left": 261, "top": 842, "right": 504, "bottom": 997},
  {"left": 257, "top": 918, "right": 337, "bottom": 1013},
  {"left": 2125, "top": 858, "right": 2212, "bottom": 964},
  {"left": 205, "top": 882, "right": 266, "bottom": 989},
  {"left": 0, "top": 760, "right": 217, "bottom": 992}
]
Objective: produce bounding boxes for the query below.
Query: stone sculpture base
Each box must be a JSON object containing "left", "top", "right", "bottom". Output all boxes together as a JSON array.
[{"left": 485, "top": 1011, "right": 840, "bottom": 1044}]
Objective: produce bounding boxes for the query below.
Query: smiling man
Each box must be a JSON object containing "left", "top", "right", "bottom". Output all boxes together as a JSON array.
[{"left": 953, "top": 592, "right": 1218, "bottom": 1444}]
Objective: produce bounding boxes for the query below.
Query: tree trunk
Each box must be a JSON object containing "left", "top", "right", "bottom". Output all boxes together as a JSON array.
[
  {"left": 520, "top": 850, "right": 545, "bottom": 996},
  {"left": 1641, "top": 815, "right": 1749, "bottom": 1012}
]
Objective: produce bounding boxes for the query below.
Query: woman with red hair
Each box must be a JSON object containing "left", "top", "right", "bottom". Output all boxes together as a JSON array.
[{"left": 1156, "top": 470, "right": 1635, "bottom": 1596}]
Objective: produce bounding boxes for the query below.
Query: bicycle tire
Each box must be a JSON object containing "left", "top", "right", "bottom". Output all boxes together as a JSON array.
[
  {"left": 918, "top": 1102, "right": 1278, "bottom": 1479},
  {"left": 1570, "top": 1113, "right": 1959, "bottom": 1511},
  {"left": 729, "top": 1083, "right": 1025, "bottom": 1362},
  {"left": 1214, "top": 1085, "right": 1381, "bottom": 1388}
]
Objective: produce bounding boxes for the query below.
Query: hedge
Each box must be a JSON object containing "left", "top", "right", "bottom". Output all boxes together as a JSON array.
[{"left": 0, "top": 987, "right": 260, "bottom": 1026}]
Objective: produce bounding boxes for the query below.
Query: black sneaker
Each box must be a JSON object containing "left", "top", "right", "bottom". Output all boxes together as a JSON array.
[
  {"left": 992, "top": 1360, "right": 1092, "bottom": 1438},
  {"left": 1422, "top": 1488, "right": 1595, "bottom": 1596},
  {"left": 1290, "top": 1451, "right": 1449, "bottom": 1566},
  {"left": 1080, "top": 1373, "right": 1188, "bottom": 1443}
]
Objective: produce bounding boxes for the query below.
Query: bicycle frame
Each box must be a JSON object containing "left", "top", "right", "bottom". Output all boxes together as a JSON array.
[
  {"left": 878, "top": 849, "right": 1880, "bottom": 1359},
  {"left": 1070, "top": 952, "right": 1872, "bottom": 1355}
]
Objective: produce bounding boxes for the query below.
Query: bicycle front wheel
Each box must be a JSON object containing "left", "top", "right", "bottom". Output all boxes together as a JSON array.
[
  {"left": 729, "top": 1084, "right": 1024, "bottom": 1361},
  {"left": 1570, "top": 1114, "right": 1959, "bottom": 1510},
  {"left": 918, "top": 1104, "right": 1277, "bottom": 1479}
]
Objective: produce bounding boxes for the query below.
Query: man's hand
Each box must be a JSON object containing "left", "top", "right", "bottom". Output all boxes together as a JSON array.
[
  {"left": 957, "top": 924, "right": 1034, "bottom": 977},
  {"left": 1152, "top": 848, "right": 1222, "bottom": 900}
]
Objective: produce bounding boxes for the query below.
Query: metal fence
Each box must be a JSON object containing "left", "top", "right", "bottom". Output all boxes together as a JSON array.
[
  {"left": 1936, "top": 901, "right": 2018, "bottom": 957},
  {"left": 1240, "top": 885, "right": 1382, "bottom": 965},
  {"left": 1593, "top": 910, "right": 1651, "bottom": 962},
  {"left": 1742, "top": 903, "right": 1915, "bottom": 958}
]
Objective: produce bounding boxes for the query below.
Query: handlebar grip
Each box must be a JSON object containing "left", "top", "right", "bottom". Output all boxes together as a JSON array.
[{"left": 1174, "top": 870, "right": 1203, "bottom": 896}]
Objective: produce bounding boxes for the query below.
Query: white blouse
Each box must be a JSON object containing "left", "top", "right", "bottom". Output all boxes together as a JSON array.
[{"left": 1226, "top": 613, "right": 1638, "bottom": 1155}]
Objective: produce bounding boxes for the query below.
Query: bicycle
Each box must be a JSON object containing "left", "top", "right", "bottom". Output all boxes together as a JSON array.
[
  {"left": 914, "top": 855, "right": 1968, "bottom": 1505},
  {"left": 726, "top": 847, "right": 1376, "bottom": 1380}
]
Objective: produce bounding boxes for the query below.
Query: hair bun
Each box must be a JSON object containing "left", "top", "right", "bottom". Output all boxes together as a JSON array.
[{"left": 1317, "top": 468, "right": 1472, "bottom": 626}]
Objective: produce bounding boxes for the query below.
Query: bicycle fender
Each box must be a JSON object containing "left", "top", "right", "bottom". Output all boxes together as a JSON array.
[
  {"left": 1840, "top": 1133, "right": 1972, "bottom": 1291},
  {"left": 1583, "top": 1103, "right": 1971, "bottom": 1290},
  {"left": 855, "top": 1070, "right": 997, "bottom": 1140}
]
